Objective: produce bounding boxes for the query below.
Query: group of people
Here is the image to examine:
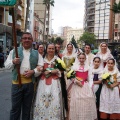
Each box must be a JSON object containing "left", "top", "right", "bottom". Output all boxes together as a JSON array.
[{"left": 5, "top": 32, "right": 120, "bottom": 120}]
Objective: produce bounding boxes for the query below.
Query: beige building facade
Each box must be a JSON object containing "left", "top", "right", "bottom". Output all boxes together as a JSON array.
[
  {"left": 34, "top": 0, "right": 53, "bottom": 41},
  {"left": 66, "top": 28, "right": 83, "bottom": 44}
]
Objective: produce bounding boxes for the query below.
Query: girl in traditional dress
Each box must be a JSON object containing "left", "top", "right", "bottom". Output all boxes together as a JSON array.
[
  {"left": 90, "top": 57, "right": 103, "bottom": 119},
  {"left": 99, "top": 58, "right": 120, "bottom": 120},
  {"left": 96, "top": 42, "right": 113, "bottom": 68},
  {"left": 69, "top": 53, "right": 97, "bottom": 120},
  {"left": 33, "top": 43, "right": 64, "bottom": 120}
]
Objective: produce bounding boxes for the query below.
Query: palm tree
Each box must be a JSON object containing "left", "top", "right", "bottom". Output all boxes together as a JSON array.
[
  {"left": 43, "top": 0, "right": 55, "bottom": 40},
  {"left": 111, "top": 1, "right": 120, "bottom": 41}
]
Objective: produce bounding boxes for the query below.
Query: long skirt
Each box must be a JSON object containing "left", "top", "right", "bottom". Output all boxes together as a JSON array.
[
  {"left": 69, "top": 82, "right": 97, "bottom": 120},
  {"left": 99, "top": 84, "right": 120, "bottom": 119},
  {"left": 33, "top": 79, "right": 63, "bottom": 120}
]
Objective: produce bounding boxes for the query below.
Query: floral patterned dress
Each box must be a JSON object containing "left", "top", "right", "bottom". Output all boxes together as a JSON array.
[{"left": 33, "top": 56, "right": 63, "bottom": 120}]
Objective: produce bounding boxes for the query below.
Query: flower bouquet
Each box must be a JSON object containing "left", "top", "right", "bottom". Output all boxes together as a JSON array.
[
  {"left": 66, "top": 69, "right": 76, "bottom": 79},
  {"left": 54, "top": 58, "right": 66, "bottom": 71},
  {"left": 102, "top": 73, "right": 113, "bottom": 86}
]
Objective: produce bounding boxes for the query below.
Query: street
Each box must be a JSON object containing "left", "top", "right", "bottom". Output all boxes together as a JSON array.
[{"left": 0, "top": 69, "right": 12, "bottom": 120}]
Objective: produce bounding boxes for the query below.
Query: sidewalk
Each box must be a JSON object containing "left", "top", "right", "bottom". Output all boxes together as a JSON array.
[{"left": 0, "top": 67, "right": 6, "bottom": 71}]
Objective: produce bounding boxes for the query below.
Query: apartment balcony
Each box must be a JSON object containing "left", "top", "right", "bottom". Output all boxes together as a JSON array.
[
  {"left": 87, "top": 11, "right": 95, "bottom": 15},
  {"left": 87, "top": 7, "right": 95, "bottom": 11},
  {"left": 87, "top": 0, "right": 95, "bottom": 4},
  {"left": 19, "top": 0, "right": 22, "bottom": 4},
  {"left": 8, "top": 22, "right": 21, "bottom": 30},
  {"left": 34, "top": 26, "right": 39, "bottom": 31},
  {"left": 16, "top": 24, "right": 21, "bottom": 30},
  {"left": 87, "top": 24, "right": 94, "bottom": 28},
  {"left": 87, "top": 17, "right": 95, "bottom": 22},
  {"left": 21, "top": 15, "right": 24, "bottom": 20},
  {"left": 114, "top": 28, "right": 119, "bottom": 32},
  {"left": 17, "top": 9, "right": 22, "bottom": 19},
  {"left": 20, "top": 0, "right": 24, "bottom": 8}
]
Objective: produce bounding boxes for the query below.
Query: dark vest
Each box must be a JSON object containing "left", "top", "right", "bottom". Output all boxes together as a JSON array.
[{"left": 12, "top": 47, "right": 38, "bottom": 83}]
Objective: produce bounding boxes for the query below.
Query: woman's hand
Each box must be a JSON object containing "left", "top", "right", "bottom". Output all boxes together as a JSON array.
[
  {"left": 51, "top": 69, "right": 59, "bottom": 74},
  {"left": 44, "top": 70, "right": 50, "bottom": 75},
  {"left": 76, "top": 80, "right": 83, "bottom": 87}
]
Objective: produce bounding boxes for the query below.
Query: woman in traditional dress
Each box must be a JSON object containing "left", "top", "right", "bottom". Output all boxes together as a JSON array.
[
  {"left": 62, "top": 43, "right": 77, "bottom": 72},
  {"left": 90, "top": 57, "right": 103, "bottom": 120},
  {"left": 99, "top": 58, "right": 120, "bottom": 120},
  {"left": 33, "top": 43, "right": 64, "bottom": 120},
  {"left": 62, "top": 43, "right": 77, "bottom": 119},
  {"left": 96, "top": 42, "right": 113, "bottom": 68},
  {"left": 69, "top": 53, "right": 97, "bottom": 120}
]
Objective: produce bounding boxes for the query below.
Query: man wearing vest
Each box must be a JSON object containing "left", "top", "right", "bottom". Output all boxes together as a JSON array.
[{"left": 5, "top": 32, "right": 43, "bottom": 120}]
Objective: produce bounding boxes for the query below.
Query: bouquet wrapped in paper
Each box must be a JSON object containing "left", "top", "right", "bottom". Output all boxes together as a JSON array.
[
  {"left": 66, "top": 69, "right": 76, "bottom": 79},
  {"left": 54, "top": 58, "right": 66, "bottom": 71},
  {"left": 102, "top": 73, "right": 113, "bottom": 85}
]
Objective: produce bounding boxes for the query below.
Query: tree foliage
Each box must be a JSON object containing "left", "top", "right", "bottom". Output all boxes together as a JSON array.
[
  {"left": 79, "top": 32, "right": 96, "bottom": 45},
  {"left": 48, "top": 37, "right": 64, "bottom": 45},
  {"left": 43, "top": 0, "right": 55, "bottom": 8},
  {"left": 55, "top": 37, "right": 64, "bottom": 44},
  {"left": 71, "top": 36, "right": 78, "bottom": 48},
  {"left": 111, "top": 1, "right": 120, "bottom": 13}
]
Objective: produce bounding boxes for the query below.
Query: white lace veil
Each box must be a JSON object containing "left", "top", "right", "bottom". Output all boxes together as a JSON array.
[
  {"left": 90, "top": 56, "right": 104, "bottom": 74},
  {"left": 72, "top": 53, "right": 89, "bottom": 71},
  {"left": 98, "top": 42, "right": 111, "bottom": 54},
  {"left": 104, "top": 58, "right": 119, "bottom": 74},
  {"left": 63, "top": 43, "right": 76, "bottom": 56}
]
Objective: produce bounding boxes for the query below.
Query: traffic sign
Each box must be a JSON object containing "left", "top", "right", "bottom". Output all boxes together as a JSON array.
[{"left": 0, "top": 0, "right": 16, "bottom": 6}]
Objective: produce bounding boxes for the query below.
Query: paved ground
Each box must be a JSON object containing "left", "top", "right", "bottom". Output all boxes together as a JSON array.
[{"left": 0, "top": 68, "right": 12, "bottom": 120}]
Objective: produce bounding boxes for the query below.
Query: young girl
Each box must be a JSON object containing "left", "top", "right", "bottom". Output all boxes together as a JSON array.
[
  {"left": 90, "top": 57, "right": 103, "bottom": 119},
  {"left": 99, "top": 58, "right": 120, "bottom": 119},
  {"left": 69, "top": 53, "right": 97, "bottom": 120}
]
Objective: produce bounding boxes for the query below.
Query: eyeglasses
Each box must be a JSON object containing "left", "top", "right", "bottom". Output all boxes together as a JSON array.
[{"left": 22, "top": 37, "right": 32, "bottom": 40}]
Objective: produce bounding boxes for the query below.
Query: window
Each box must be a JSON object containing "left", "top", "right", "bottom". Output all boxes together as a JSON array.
[
  {"left": 115, "top": 32, "right": 117, "bottom": 36},
  {"left": 0, "top": 15, "right": 2, "bottom": 23},
  {"left": 115, "top": 24, "right": 118, "bottom": 28}
]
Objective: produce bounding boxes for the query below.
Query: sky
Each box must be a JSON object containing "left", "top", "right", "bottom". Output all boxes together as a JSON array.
[{"left": 52, "top": 0, "right": 85, "bottom": 34}]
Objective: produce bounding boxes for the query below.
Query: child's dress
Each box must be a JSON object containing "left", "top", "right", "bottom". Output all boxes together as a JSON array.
[
  {"left": 99, "top": 68, "right": 120, "bottom": 119},
  {"left": 69, "top": 63, "right": 97, "bottom": 120}
]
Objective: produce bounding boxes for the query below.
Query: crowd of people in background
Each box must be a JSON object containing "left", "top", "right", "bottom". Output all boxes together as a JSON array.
[{"left": 4, "top": 32, "right": 120, "bottom": 120}]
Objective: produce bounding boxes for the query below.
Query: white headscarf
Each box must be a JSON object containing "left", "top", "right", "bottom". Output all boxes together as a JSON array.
[
  {"left": 72, "top": 53, "right": 93, "bottom": 88},
  {"left": 98, "top": 42, "right": 111, "bottom": 54},
  {"left": 96, "top": 42, "right": 113, "bottom": 62},
  {"left": 104, "top": 58, "right": 119, "bottom": 74},
  {"left": 103, "top": 58, "right": 120, "bottom": 83},
  {"left": 63, "top": 43, "right": 76, "bottom": 57},
  {"left": 90, "top": 56, "right": 104, "bottom": 74},
  {"left": 72, "top": 53, "right": 89, "bottom": 72}
]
